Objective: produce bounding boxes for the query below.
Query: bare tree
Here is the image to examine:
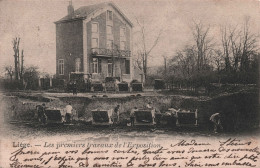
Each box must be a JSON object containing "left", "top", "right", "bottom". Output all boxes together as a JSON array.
[
  {"left": 221, "top": 26, "right": 232, "bottom": 72},
  {"left": 134, "top": 17, "right": 163, "bottom": 82},
  {"left": 5, "top": 65, "right": 14, "bottom": 81},
  {"left": 175, "top": 46, "right": 197, "bottom": 80},
  {"left": 12, "top": 37, "right": 20, "bottom": 80},
  {"left": 192, "top": 21, "right": 214, "bottom": 72},
  {"left": 221, "top": 17, "right": 259, "bottom": 73},
  {"left": 162, "top": 55, "right": 167, "bottom": 77},
  {"left": 12, "top": 37, "right": 25, "bottom": 81},
  {"left": 133, "top": 50, "right": 144, "bottom": 72},
  {"left": 240, "top": 17, "right": 258, "bottom": 72},
  {"left": 229, "top": 27, "right": 242, "bottom": 72},
  {"left": 212, "top": 49, "right": 224, "bottom": 73},
  {"left": 20, "top": 50, "right": 24, "bottom": 81},
  {"left": 23, "top": 66, "right": 39, "bottom": 90}
]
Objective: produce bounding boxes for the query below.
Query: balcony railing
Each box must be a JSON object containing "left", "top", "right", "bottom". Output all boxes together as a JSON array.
[{"left": 91, "top": 48, "right": 131, "bottom": 57}]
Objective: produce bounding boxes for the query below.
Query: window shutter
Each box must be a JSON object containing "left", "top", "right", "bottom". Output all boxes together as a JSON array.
[
  {"left": 122, "top": 59, "right": 125, "bottom": 74},
  {"left": 98, "top": 59, "right": 102, "bottom": 73},
  {"left": 125, "top": 60, "right": 130, "bottom": 74},
  {"left": 91, "top": 62, "right": 94, "bottom": 73}
]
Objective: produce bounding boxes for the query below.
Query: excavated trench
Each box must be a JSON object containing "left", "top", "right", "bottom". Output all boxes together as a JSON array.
[{"left": 1, "top": 90, "right": 258, "bottom": 138}]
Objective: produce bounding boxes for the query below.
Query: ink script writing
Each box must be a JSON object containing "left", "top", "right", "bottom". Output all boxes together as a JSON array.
[{"left": 7, "top": 138, "right": 260, "bottom": 167}]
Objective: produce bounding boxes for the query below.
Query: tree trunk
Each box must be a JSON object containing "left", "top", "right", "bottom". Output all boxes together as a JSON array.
[
  {"left": 13, "top": 38, "right": 20, "bottom": 80},
  {"left": 20, "top": 50, "right": 24, "bottom": 82}
]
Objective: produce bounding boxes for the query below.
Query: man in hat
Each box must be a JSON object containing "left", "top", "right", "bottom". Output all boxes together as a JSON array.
[{"left": 210, "top": 112, "right": 223, "bottom": 133}]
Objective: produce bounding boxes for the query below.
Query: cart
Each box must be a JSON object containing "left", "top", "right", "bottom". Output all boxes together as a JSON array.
[{"left": 91, "top": 109, "right": 113, "bottom": 126}]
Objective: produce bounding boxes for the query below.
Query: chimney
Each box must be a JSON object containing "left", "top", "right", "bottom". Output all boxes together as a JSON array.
[{"left": 68, "top": 0, "right": 74, "bottom": 17}]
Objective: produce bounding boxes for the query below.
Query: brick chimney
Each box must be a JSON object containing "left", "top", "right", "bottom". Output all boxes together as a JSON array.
[{"left": 68, "top": 0, "right": 74, "bottom": 17}]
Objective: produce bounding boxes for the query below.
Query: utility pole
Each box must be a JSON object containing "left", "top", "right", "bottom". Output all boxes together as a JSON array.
[
  {"left": 164, "top": 57, "right": 167, "bottom": 76},
  {"left": 163, "top": 55, "right": 167, "bottom": 76}
]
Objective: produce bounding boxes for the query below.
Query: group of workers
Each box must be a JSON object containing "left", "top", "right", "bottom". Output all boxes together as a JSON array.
[
  {"left": 36, "top": 103, "right": 74, "bottom": 124},
  {"left": 130, "top": 102, "right": 160, "bottom": 127},
  {"left": 119, "top": 102, "right": 224, "bottom": 133},
  {"left": 35, "top": 101, "right": 223, "bottom": 133},
  {"left": 108, "top": 102, "right": 157, "bottom": 127},
  {"left": 111, "top": 104, "right": 136, "bottom": 126}
]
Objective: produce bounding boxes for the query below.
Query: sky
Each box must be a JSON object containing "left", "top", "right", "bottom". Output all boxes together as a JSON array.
[{"left": 0, "top": 0, "right": 259, "bottom": 75}]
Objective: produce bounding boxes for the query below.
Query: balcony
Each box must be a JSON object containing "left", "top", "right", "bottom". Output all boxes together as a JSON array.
[{"left": 91, "top": 48, "right": 131, "bottom": 57}]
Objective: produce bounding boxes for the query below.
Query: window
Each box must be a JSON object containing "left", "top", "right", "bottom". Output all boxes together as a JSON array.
[
  {"left": 75, "top": 58, "right": 81, "bottom": 72},
  {"left": 120, "top": 27, "right": 126, "bottom": 37},
  {"left": 125, "top": 60, "right": 130, "bottom": 74},
  {"left": 108, "top": 59, "right": 112, "bottom": 76},
  {"left": 107, "top": 10, "right": 113, "bottom": 21},
  {"left": 93, "top": 58, "right": 98, "bottom": 73},
  {"left": 92, "top": 38, "right": 98, "bottom": 48},
  {"left": 58, "top": 59, "right": 64, "bottom": 75},
  {"left": 120, "top": 27, "right": 126, "bottom": 50},
  {"left": 92, "top": 58, "right": 101, "bottom": 74},
  {"left": 120, "top": 41, "right": 126, "bottom": 50},
  {"left": 92, "top": 22, "right": 99, "bottom": 33},
  {"left": 107, "top": 40, "right": 113, "bottom": 49},
  {"left": 107, "top": 25, "right": 113, "bottom": 35}
]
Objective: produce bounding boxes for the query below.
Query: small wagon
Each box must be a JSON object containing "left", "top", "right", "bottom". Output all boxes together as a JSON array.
[
  {"left": 91, "top": 109, "right": 113, "bottom": 126},
  {"left": 44, "top": 108, "right": 63, "bottom": 124},
  {"left": 134, "top": 109, "right": 155, "bottom": 126},
  {"left": 104, "top": 77, "right": 120, "bottom": 92},
  {"left": 171, "top": 109, "right": 198, "bottom": 127}
]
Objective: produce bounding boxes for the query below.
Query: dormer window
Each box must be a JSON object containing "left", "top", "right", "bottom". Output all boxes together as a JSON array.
[{"left": 107, "top": 10, "right": 113, "bottom": 21}]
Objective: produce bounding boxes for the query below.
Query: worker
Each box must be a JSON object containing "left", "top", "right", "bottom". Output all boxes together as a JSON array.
[
  {"left": 37, "top": 103, "right": 47, "bottom": 124},
  {"left": 210, "top": 112, "right": 223, "bottom": 133},
  {"left": 73, "top": 81, "right": 77, "bottom": 95},
  {"left": 11, "top": 105, "right": 17, "bottom": 119},
  {"left": 112, "top": 105, "right": 120, "bottom": 125},
  {"left": 115, "top": 78, "right": 120, "bottom": 92},
  {"left": 87, "top": 74, "right": 92, "bottom": 92},
  {"left": 130, "top": 107, "right": 137, "bottom": 127},
  {"left": 65, "top": 103, "right": 73, "bottom": 123},
  {"left": 146, "top": 102, "right": 152, "bottom": 109},
  {"left": 155, "top": 108, "right": 162, "bottom": 126}
]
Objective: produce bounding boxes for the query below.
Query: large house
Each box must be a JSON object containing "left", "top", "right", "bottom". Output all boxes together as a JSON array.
[{"left": 55, "top": 1, "right": 133, "bottom": 83}]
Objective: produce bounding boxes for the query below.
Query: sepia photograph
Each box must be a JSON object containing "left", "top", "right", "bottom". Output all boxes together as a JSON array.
[{"left": 0, "top": 0, "right": 259, "bottom": 167}]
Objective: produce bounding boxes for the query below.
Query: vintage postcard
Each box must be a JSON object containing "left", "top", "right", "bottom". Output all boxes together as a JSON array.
[{"left": 0, "top": 0, "right": 259, "bottom": 167}]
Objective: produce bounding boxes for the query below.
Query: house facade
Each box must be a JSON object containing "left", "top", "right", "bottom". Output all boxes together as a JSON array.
[{"left": 55, "top": 2, "right": 133, "bottom": 83}]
